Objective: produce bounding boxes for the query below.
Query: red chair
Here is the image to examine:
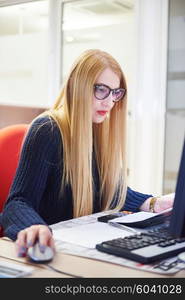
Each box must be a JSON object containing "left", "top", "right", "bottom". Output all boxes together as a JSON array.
[{"left": 0, "top": 124, "right": 28, "bottom": 236}]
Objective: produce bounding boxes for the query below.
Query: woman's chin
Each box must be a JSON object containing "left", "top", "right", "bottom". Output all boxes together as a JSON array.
[
  {"left": 92, "top": 114, "right": 107, "bottom": 124},
  {"left": 93, "top": 118, "right": 105, "bottom": 124}
]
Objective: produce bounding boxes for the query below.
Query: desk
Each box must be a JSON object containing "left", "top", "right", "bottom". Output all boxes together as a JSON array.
[{"left": 0, "top": 237, "right": 185, "bottom": 278}]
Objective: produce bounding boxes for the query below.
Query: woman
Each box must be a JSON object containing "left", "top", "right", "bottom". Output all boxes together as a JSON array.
[{"left": 0, "top": 49, "right": 174, "bottom": 256}]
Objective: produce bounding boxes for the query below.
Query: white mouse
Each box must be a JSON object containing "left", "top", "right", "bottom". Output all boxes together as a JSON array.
[{"left": 27, "top": 242, "right": 54, "bottom": 263}]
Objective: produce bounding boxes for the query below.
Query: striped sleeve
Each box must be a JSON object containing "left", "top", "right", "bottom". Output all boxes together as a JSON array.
[{"left": 123, "top": 187, "right": 153, "bottom": 212}]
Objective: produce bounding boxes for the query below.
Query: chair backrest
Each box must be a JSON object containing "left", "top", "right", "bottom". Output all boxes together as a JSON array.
[{"left": 0, "top": 124, "right": 28, "bottom": 212}]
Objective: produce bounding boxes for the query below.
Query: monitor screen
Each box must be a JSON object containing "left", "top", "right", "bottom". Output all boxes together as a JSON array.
[{"left": 169, "top": 138, "right": 185, "bottom": 237}]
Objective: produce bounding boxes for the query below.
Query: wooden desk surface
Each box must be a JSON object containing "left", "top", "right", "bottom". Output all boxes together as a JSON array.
[{"left": 0, "top": 238, "right": 185, "bottom": 278}]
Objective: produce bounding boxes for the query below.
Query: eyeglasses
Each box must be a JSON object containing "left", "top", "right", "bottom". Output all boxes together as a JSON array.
[{"left": 94, "top": 84, "right": 126, "bottom": 102}]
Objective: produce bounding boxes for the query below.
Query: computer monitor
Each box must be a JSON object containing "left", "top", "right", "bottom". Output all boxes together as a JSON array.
[{"left": 169, "top": 137, "right": 185, "bottom": 237}]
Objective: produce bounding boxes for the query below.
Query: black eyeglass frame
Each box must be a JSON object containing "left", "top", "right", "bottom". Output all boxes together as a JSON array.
[{"left": 93, "top": 84, "right": 126, "bottom": 102}]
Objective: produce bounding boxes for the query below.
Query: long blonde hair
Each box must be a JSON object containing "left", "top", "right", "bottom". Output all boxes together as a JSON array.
[{"left": 46, "top": 49, "right": 128, "bottom": 217}]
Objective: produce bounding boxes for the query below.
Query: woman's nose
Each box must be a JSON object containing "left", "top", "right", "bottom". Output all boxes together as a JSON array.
[{"left": 101, "top": 94, "right": 114, "bottom": 107}]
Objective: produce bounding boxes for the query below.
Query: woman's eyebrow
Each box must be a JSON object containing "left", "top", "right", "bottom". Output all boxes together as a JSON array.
[{"left": 95, "top": 83, "right": 120, "bottom": 89}]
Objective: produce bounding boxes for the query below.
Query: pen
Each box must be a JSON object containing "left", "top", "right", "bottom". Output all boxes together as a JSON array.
[{"left": 108, "top": 221, "right": 138, "bottom": 233}]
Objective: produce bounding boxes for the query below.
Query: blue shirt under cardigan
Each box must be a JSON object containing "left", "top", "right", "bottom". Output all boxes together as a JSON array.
[{"left": 0, "top": 116, "right": 152, "bottom": 241}]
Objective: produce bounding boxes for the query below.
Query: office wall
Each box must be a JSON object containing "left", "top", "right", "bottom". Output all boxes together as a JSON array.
[{"left": 0, "top": 32, "right": 49, "bottom": 108}]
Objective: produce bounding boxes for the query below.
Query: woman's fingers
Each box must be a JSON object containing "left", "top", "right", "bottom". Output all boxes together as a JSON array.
[
  {"left": 48, "top": 235, "right": 56, "bottom": 252},
  {"left": 25, "top": 225, "right": 39, "bottom": 248},
  {"left": 15, "top": 229, "right": 28, "bottom": 256},
  {"left": 37, "top": 225, "right": 54, "bottom": 252},
  {"left": 15, "top": 225, "right": 55, "bottom": 257},
  {"left": 155, "top": 193, "right": 174, "bottom": 213}
]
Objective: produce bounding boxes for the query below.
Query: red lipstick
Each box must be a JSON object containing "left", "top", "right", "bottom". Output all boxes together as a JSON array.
[{"left": 97, "top": 111, "right": 108, "bottom": 116}]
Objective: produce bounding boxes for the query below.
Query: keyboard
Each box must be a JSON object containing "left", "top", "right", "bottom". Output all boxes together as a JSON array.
[{"left": 96, "top": 225, "right": 185, "bottom": 264}]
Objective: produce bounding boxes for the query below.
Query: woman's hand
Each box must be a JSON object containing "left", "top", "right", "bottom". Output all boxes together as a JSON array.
[
  {"left": 154, "top": 193, "right": 174, "bottom": 213},
  {"left": 15, "top": 224, "right": 55, "bottom": 257},
  {"left": 140, "top": 193, "right": 174, "bottom": 213}
]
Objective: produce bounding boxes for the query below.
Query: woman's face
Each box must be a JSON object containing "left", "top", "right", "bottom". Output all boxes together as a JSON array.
[{"left": 92, "top": 68, "right": 120, "bottom": 124}]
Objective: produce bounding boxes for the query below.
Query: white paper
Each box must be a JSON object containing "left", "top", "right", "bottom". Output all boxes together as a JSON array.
[
  {"left": 110, "top": 207, "right": 172, "bottom": 224},
  {"left": 53, "top": 222, "right": 134, "bottom": 248},
  {"left": 0, "top": 261, "right": 33, "bottom": 278}
]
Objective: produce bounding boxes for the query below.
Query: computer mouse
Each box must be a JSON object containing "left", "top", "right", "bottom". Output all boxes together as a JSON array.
[{"left": 27, "top": 242, "right": 54, "bottom": 263}]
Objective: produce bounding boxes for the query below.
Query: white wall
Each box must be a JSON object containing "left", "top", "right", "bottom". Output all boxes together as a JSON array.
[
  {"left": 0, "top": 32, "right": 49, "bottom": 108},
  {"left": 128, "top": 0, "right": 169, "bottom": 195},
  {"left": 168, "top": 15, "right": 185, "bottom": 109}
]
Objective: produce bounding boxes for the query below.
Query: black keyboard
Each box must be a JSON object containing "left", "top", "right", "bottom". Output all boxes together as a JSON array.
[{"left": 96, "top": 225, "right": 185, "bottom": 264}]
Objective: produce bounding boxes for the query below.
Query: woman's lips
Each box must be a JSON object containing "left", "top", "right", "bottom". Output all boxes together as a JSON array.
[{"left": 97, "top": 111, "right": 108, "bottom": 116}]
